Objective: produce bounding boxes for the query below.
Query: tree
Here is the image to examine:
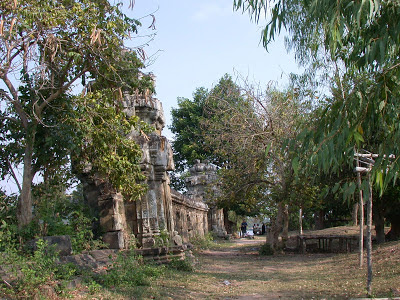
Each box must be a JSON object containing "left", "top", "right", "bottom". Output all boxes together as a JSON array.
[
  {"left": 234, "top": 0, "right": 400, "bottom": 294},
  {"left": 169, "top": 74, "right": 243, "bottom": 189},
  {"left": 233, "top": 0, "right": 400, "bottom": 192},
  {"left": 170, "top": 87, "right": 210, "bottom": 174},
  {"left": 0, "top": 0, "right": 152, "bottom": 228},
  {"left": 203, "top": 78, "right": 315, "bottom": 250}
]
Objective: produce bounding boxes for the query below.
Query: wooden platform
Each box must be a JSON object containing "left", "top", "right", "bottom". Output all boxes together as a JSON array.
[{"left": 297, "top": 235, "right": 359, "bottom": 253}]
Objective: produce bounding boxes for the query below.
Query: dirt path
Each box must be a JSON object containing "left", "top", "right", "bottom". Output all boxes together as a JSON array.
[
  {"left": 158, "top": 236, "right": 333, "bottom": 299},
  {"left": 155, "top": 234, "right": 400, "bottom": 300}
]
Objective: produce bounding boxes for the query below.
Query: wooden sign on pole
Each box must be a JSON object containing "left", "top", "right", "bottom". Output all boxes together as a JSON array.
[{"left": 353, "top": 149, "right": 394, "bottom": 296}]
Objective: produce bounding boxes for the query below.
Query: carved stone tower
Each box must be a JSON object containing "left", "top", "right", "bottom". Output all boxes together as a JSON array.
[
  {"left": 123, "top": 87, "right": 177, "bottom": 248},
  {"left": 80, "top": 76, "right": 210, "bottom": 249},
  {"left": 185, "top": 160, "right": 227, "bottom": 237}
]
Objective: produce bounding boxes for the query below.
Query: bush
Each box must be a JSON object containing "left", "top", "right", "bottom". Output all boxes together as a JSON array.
[
  {"left": 154, "top": 229, "right": 170, "bottom": 247},
  {"left": 100, "top": 250, "right": 164, "bottom": 287},
  {"left": 259, "top": 243, "right": 274, "bottom": 256},
  {"left": 0, "top": 239, "right": 80, "bottom": 298},
  {"left": 189, "top": 233, "right": 214, "bottom": 250},
  {"left": 167, "top": 257, "right": 194, "bottom": 272}
]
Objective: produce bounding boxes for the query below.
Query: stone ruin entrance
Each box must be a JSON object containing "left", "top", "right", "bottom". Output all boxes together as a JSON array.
[{"left": 80, "top": 80, "right": 226, "bottom": 249}]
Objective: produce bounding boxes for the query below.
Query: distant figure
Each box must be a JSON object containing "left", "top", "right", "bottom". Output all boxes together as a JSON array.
[
  {"left": 262, "top": 223, "right": 266, "bottom": 235},
  {"left": 240, "top": 220, "right": 247, "bottom": 237},
  {"left": 253, "top": 224, "right": 256, "bottom": 234}
]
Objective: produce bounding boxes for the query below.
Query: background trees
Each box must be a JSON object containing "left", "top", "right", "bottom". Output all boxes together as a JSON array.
[
  {"left": 233, "top": 0, "right": 400, "bottom": 294},
  {"left": 170, "top": 73, "right": 335, "bottom": 249},
  {"left": 233, "top": 0, "right": 400, "bottom": 191},
  {"left": 169, "top": 74, "right": 241, "bottom": 190}
]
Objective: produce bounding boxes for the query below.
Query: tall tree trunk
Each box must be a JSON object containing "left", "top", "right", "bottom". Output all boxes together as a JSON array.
[
  {"left": 17, "top": 132, "right": 36, "bottom": 228},
  {"left": 223, "top": 208, "right": 234, "bottom": 234},
  {"left": 373, "top": 202, "right": 385, "bottom": 244},
  {"left": 386, "top": 218, "right": 400, "bottom": 241},
  {"left": 282, "top": 204, "right": 289, "bottom": 241},
  {"left": 268, "top": 201, "right": 285, "bottom": 251},
  {"left": 352, "top": 202, "right": 359, "bottom": 226},
  {"left": 314, "top": 209, "right": 324, "bottom": 230}
]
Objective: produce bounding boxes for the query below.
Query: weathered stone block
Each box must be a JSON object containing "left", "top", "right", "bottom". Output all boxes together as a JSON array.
[
  {"left": 172, "top": 234, "right": 183, "bottom": 246},
  {"left": 26, "top": 235, "right": 72, "bottom": 256},
  {"left": 103, "top": 231, "right": 125, "bottom": 249}
]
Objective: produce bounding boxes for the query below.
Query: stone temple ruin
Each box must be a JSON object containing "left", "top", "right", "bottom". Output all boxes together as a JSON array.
[
  {"left": 80, "top": 79, "right": 226, "bottom": 249},
  {"left": 186, "top": 160, "right": 227, "bottom": 237}
]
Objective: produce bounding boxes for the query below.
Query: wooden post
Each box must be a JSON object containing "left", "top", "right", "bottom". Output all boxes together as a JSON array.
[
  {"left": 299, "top": 207, "right": 303, "bottom": 235},
  {"left": 356, "top": 154, "right": 364, "bottom": 267},
  {"left": 366, "top": 174, "right": 373, "bottom": 296}
]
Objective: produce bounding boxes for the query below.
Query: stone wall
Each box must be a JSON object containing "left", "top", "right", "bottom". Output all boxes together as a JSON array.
[
  {"left": 171, "top": 189, "right": 208, "bottom": 243},
  {"left": 79, "top": 174, "right": 128, "bottom": 249}
]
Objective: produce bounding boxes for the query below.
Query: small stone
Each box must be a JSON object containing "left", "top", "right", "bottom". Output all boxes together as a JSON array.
[
  {"left": 172, "top": 234, "right": 183, "bottom": 246},
  {"left": 223, "top": 280, "right": 231, "bottom": 286}
]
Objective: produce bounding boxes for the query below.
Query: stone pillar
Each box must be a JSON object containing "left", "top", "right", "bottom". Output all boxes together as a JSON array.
[
  {"left": 124, "top": 89, "right": 178, "bottom": 247},
  {"left": 80, "top": 174, "right": 128, "bottom": 249},
  {"left": 79, "top": 75, "right": 180, "bottom": 249}
]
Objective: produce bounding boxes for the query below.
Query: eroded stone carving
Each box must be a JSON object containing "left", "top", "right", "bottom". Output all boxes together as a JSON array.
[
  {"left": 80, "top": 77, "right": 211, "bottom": 249},
  {"left": 124, "top": 91, "right": 176, "bottom": 247},
  {"left": 185, "top": 160, "right": 227, "bottom": 237},
  {"left": 171, "top": 189, "right": 208, "bottom": 242}
]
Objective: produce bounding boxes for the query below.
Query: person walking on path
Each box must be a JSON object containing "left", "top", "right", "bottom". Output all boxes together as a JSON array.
[{"left": 240, "top": 220, "right": 247, "bottom": 238}]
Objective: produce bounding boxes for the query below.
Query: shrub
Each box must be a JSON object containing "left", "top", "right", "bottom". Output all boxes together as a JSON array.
[
  {"left": 189, "top": 233, "right": 214, "bottom": 250},
  {"left": 154, "top": 229, "right": 170, "bottom": 247},
  {"left": 167, "top": 257, "right": 194, "bottom": 272},
  {"left": 100, "top": 250, "right": 164, "bottom": 287},
  {"left": 0, "top": 239, "right": 80, "bottom": 298}
]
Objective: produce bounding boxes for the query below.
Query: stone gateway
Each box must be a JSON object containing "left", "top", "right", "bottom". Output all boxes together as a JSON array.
[{"left": 80, "top": 79, "right": 226, "bottom": 249}]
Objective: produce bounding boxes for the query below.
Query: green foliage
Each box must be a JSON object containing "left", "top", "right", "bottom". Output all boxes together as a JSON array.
[
  {"left": 234, "top": 0, "right": 397, "bottom": 70},
  {"left": 259, "top": 243, "right": 274, "bottom": 256},
  {"left": 154, "top": 229, "right": 170, "bottom": 247},
  {"left": 0, "top": 0, "right": 152, "bottom": 227},
  {"left": 1, "top": 184, "right": 106, "bottom": 253},
  {"left": 234, "top": 0, "right": 400, "bottom": 197},
  {"left": 69, "top": 91, "right": 147, "bottom": 200},
  {"left": 100, "top": 251, "right": 164, "bottom": 287},
  {"left": 31, "top": 183, "right": 107, "bottom": 252},
  {"left": 169, "top": 74, "right": 242, "bottom": 189},
  {"left": 203, "top": 80, "right": 312, "bottom": 216},
  {"left": 170, "top": 87, "right": 211, "bottom": 173},
  {"left": 86, "top": 279, "right": 102, "bottom": 295},
  {"left": 0, "top": 239, "right": 80, "bottom": 298},
  {"left": 189, "top": 233, "right": 214, "bottom": 250},
  {"left": 0, "top": 191, "right": 18, "bottom": 250},
  {"left": 167, "top": 257, "right": 194, "bottom": 272}
]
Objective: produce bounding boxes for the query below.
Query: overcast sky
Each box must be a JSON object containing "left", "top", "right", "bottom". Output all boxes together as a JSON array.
[{"left": 126, "top": 0, "right": 300, "bottom": 139}]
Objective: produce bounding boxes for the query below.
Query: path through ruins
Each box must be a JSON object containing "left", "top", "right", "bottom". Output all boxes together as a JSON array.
[
  {"left": 155, "top": 235, "right": 340, "bottom": 299},
  {"left": 153, "top": 233, "right": 400, "bottom": 299}
]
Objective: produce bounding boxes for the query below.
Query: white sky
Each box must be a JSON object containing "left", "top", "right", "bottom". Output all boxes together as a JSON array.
[{"left": 125, "top": 0, "right": 300, "bottom": 140}]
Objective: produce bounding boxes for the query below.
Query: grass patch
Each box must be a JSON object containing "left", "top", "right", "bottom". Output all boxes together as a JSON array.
[{"left": 148, "top": 238, "right": 400, "bottom": 299}]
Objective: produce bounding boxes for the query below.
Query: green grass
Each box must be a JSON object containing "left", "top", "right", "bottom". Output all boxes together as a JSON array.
[{"left": 46, "top": 236, "right": 400, "bottom": 299}]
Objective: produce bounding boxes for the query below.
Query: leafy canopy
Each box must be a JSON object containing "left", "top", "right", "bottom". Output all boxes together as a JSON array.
[
  {"left": 0, "top": 0, "right": 153, "bottom": 226},
  {"left": 234, "top": 0, "right": 400, "bottom": 193}
]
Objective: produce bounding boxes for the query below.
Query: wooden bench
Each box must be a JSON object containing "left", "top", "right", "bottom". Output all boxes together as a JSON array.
[{"left": 297, "top": 235, "right": 359, "bottom": 253}]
